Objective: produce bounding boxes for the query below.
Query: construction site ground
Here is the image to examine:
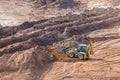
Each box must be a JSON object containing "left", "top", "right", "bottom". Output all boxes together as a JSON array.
[{"left": 0, "top": 0, "right": 120, "bottom": 80}]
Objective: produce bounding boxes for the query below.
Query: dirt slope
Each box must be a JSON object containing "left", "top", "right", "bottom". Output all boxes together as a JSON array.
[{"left": 42, "top": 27, "right": 120, "bottom": 80}]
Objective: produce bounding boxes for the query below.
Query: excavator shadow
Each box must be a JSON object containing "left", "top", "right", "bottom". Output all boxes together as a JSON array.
[{"left": 88, "top": 58, "right": 103, "bottom": 62}]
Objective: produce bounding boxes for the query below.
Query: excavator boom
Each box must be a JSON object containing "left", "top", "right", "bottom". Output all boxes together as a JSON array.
[{"left": 87, "top": 41, "right": 94, "bottom": 58}]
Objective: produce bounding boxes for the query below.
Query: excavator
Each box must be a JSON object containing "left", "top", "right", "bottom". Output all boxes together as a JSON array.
[{"left": 60, "top": 41, "right": 94, "bottom": 60}]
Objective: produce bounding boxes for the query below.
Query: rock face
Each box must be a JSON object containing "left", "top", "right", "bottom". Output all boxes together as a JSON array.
[
  {"left": 34, "top": 0, "right": 74, "bottom": 8},
  {"left": 56, "top": 0, "right": 73, "bottom": 3},
  {"left": 35, "top": 0, "right": 74, "bottom": 5},
  {"left": 37, "top": 0, "right": 56, "bottom": 5}
]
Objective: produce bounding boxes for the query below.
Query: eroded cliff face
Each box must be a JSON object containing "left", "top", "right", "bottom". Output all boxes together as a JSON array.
[
  {"left": 85, "top": 0, "right": 120, "bottom": 9},
  {"left": 1, "top": 0, "right": 120, "bottom": 26}
]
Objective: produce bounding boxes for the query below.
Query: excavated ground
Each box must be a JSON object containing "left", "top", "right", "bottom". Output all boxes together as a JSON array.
[{"left": 0, "top": 7, "right": 120, "bottom": 80}]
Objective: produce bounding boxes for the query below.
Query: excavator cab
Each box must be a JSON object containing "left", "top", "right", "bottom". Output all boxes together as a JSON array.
[{"left": 77, "top": 44, "right": 88, "bottom": 53}]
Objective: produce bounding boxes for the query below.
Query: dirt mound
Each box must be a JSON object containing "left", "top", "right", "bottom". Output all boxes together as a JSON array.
[
  {"left": 6, "top": 46, "right": 55, "bottom": 70},
  {"left": 48, "top": 47, "right": 79, "bottom": 62},
  {"left": 0, "top": 46, "right": 55, "bottom": 80}
]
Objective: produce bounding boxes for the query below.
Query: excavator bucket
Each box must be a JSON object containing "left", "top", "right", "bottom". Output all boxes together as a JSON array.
[{"left": 60, "top": 47, "right": 70, "bottom": 54}]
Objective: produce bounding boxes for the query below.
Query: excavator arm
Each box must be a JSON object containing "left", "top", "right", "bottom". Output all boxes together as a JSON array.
[{"left": 87, "top": 41, "right": 94, "bottom": 58}]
